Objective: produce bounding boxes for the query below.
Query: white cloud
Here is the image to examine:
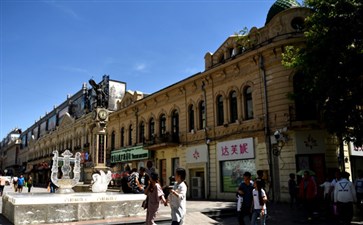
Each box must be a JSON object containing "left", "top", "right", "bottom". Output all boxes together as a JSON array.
[
  {"left": 134, "top": 63, "right": 146, "bottom": 72},
  {"left": 43, "top": 1, "right": 81, "bottom": 20}
]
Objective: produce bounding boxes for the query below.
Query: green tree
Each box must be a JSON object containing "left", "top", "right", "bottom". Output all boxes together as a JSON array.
[{"left": 283, "top": 0, "right": 363, "bottom": 149}]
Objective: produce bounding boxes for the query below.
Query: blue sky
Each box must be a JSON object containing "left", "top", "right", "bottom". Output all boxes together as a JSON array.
[{"left": 1, "top": 0, "right": 276, "bottom": 139}]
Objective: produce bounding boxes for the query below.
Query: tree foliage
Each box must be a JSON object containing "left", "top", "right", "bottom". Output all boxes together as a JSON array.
[{"left": 282, "top": 0, "right": 363, "bottom": 146}]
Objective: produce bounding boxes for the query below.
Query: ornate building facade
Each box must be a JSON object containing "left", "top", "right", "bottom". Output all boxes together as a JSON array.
[
  {"left": 106, "top": 4, "right": 350, "bottom": 201},
  {"left": 1, "top": 1, "right": 360, "bottom": 201}
]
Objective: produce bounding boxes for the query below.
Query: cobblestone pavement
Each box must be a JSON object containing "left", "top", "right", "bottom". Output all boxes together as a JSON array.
[{"left": 1, "top": 185, "right": 362, "bottom": 225}]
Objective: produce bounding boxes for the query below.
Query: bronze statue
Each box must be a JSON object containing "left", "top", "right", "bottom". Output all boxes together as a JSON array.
[{"left": 89, "top": 79, "right": 107, "bottom": 108}]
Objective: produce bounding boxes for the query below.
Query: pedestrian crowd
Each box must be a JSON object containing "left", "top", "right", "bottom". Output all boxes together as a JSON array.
[
  {"left": 0, "top": 174, "right": 33, "bottom": 194},
  {"left": 120, "top": 160, "right": 188, "bottom": 225},
  {"left": 235, "top": 168, "right": 362, "bottom": 225}
]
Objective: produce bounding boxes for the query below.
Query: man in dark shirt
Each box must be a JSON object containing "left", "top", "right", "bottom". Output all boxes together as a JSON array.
[
  {"left": 237, "top": 171, "right": 254, "bottom": 225},
  {"left": 121, "top": 171, "right": 132, "bottom": 193}
]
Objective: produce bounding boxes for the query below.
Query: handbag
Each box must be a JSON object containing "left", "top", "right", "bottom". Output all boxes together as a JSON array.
[{"left": 142, "top": 197, "right": 148, "bottom": 210}]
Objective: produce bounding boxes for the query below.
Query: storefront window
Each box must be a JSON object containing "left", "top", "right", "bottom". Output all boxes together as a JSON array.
[{"left": 220, "top": 159, "right": 256, "bottom": 192}]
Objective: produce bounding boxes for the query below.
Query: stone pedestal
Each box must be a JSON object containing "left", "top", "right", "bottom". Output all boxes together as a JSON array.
[{"left": 2, "top": 192, "right": 146, "bottom": 225}]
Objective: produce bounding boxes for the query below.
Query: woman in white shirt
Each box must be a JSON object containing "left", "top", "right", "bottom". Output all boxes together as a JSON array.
[{"left": 251, "top": 179, "right": 268, "bottom": 225}]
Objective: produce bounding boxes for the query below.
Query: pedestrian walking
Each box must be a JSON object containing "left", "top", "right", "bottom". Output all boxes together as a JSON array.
[
  {"left": 144, "top": 172, "right": 168, "bottom": 225},
  {"left": 27, "top": 175, "right": 33, "bottom": 193},
  {"left": 168, "top": 168, "right": 187, "bottom": 225},
  {"left": 334, "top": 171, "right": 357, "bottom": 225},
  {"left": 288, "top": 173, "right": 297, "bottom": 209},
  {"left": 0, "top": 175, "right": 6, "bottom": 196},
  {"left": 251, "top": 179, "right": 268, "bottom": 225},
  {"left": 145, "top": 160, "right": 156, "bottom": 177},
  {"left": 12, "top": 176, "right": 18, "bottom": 192},
  {"left": 48, "top": 178, "right": 57, "bottom": 193},
  {"left": 121, "top": 171, "right": 132, "bottom": 193},
  {"left": 17, "top": 175, "right": 25, "bottom": 193},
  {"left": 237, "top": 171, "right": 254, "bottom": 225},
  {"left": 329, "top": 169, "right": 342, "bottom": 201},
  {"left": 354, "top": 170, "right": 363, "bottom": 213},
  {"left": 139, "top": 167, "right": 149, "bottom": 190},
  {"left": 319, "top": 176, "right": 331, "bottom": 216},
  {"left": 298, "top": 170, "right": 317, "bottom": 221},
  {"left": 330, "top": 169, "right": 341, "bottom": 219},
  {"left": 128, "top": 168, "right": 144, "bottom": 194}
]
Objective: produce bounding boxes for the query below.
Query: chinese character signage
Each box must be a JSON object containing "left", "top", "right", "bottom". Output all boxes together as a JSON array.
[
  {"left": 111, "top": 146, "right": 150, "bottom": 163},
  {"left": 186, "top": 145, "right": 208, "bottom": 163},
  {"left": 217, "top": 138, "right": 254, "bottom": 161}
]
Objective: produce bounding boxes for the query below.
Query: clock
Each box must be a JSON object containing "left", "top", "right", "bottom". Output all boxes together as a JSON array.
[{"left": 98, "top": 109, "right": 108, "bottom": 120}]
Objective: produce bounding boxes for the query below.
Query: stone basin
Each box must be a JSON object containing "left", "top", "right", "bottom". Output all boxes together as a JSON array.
[{"left": 2, "top": 192, "right": 146, "bottom": 225}]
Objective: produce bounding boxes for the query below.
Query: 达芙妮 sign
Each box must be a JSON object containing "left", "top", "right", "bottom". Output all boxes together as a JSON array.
[{"left": 217, "top": 138, "right": 255, "bottom": 161}]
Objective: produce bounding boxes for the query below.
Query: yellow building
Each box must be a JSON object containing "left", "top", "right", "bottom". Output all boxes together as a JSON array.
[{"left": 107, "top": 3, "right": 348, "bottom": 201}]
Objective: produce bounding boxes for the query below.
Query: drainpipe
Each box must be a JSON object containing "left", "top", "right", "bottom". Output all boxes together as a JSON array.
[
  {"left": 201, "top": 81, "right": 211, "bottom": 199},
  {"left": 259, "top": 54, "right": 275, "bottom": 201},
  {"left": 134, "top": 107, "right": 139, "bottom": 145}
]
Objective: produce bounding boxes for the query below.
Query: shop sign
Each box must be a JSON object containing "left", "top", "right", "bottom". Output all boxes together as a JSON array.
[
  {"left": 350, "top": 142, "right": 363, "bottom": 156},
  {"left": 111, "top": 146, "right": 150, "bottom": 163},
  {"left": 217, "top": 138, "right": 254, "bottom": 161},
  {"left": 186, "top": 145, "right": 208, "bottom": 163}
]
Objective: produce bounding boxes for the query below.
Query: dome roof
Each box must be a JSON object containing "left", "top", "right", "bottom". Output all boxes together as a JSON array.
[{"left": 265, "top": 0, "right": 300, "bottom": 25}]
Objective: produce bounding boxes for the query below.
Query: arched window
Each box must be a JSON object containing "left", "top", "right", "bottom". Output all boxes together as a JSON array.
[
  {"left": 149, "top": 118, "right": 155, "bottom": 141},
  {"left": 188, "top": 104, "right": 195, "bottom": 132},
  {"left": 244, "top": 86, "right": 254, "bottom": 120},
  {"left": 120, "top": 127, "right": 125, "bottom": 147},
  {"left": 230, "top": 91, "right": 238, "bottom": 123},
  {"left": 159, "top": 114, "right": 166, "bottom": 137},
  {"left": 139, "top": 121, "right": 145, "bottom": 143},
  {"left": 111, "top": 131, "right": 115, "bottom": 150},
  {"left": 128, "top": 124, "right": 133, "bottom": 146},
  {"left": 199, "top": 101, "right": 206, "bottom": 129},
  {"left": 171, "top": 110, "right": 179, "bottom": 143},
  {"left": 217, "top": 95, "right": 224, "bottom": 126}
]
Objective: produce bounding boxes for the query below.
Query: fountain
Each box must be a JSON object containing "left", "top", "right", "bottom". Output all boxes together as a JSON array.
[{"left": 2, "top": 150, "right": 146, "bottom": 225}]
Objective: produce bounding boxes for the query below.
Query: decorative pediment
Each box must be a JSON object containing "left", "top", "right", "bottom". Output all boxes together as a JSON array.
[
  {"left": 58, "top": 113, "right": 75, "bottom": 129},
  {"left": 118, "top": 90, "right": 145, "bottom": 110},
  {"left": 119, "top": 91, "right": 135, "bottom": 109}
]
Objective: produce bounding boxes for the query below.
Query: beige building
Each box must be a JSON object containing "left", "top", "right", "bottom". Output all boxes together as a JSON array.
[
  {"left": 2, "top": 0, "right": 359, "bottom": 202},
  {"left": 106, "top": 4, "right": 347, "bottom": 201}
]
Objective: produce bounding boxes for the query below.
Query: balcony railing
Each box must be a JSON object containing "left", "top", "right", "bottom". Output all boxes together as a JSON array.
[{"left": 144, "top": 133, "right": 179, "bottom": 150}]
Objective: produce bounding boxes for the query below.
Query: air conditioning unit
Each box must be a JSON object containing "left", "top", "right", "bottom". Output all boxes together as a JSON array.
[{"left": 191, "top": 177, "right": 202, "bottom": 199}]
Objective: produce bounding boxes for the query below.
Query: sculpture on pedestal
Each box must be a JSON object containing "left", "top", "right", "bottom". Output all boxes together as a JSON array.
[
  {"left": 51, "top": 150, "right": 81, "bottom": 194},
  {"left": 91, "top": 170, "right": 112, "bottom": 192},
  {"left": 89, "top": 79, "right": 108, "bottom": 108}
]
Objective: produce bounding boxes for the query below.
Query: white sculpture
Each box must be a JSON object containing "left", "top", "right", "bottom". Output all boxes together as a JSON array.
[
  {"left": 91, "top": 170, "right": 112, "bottom": 193},
  {"left": 51, "top": 150, "right": 81, "bottom": 194}
]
